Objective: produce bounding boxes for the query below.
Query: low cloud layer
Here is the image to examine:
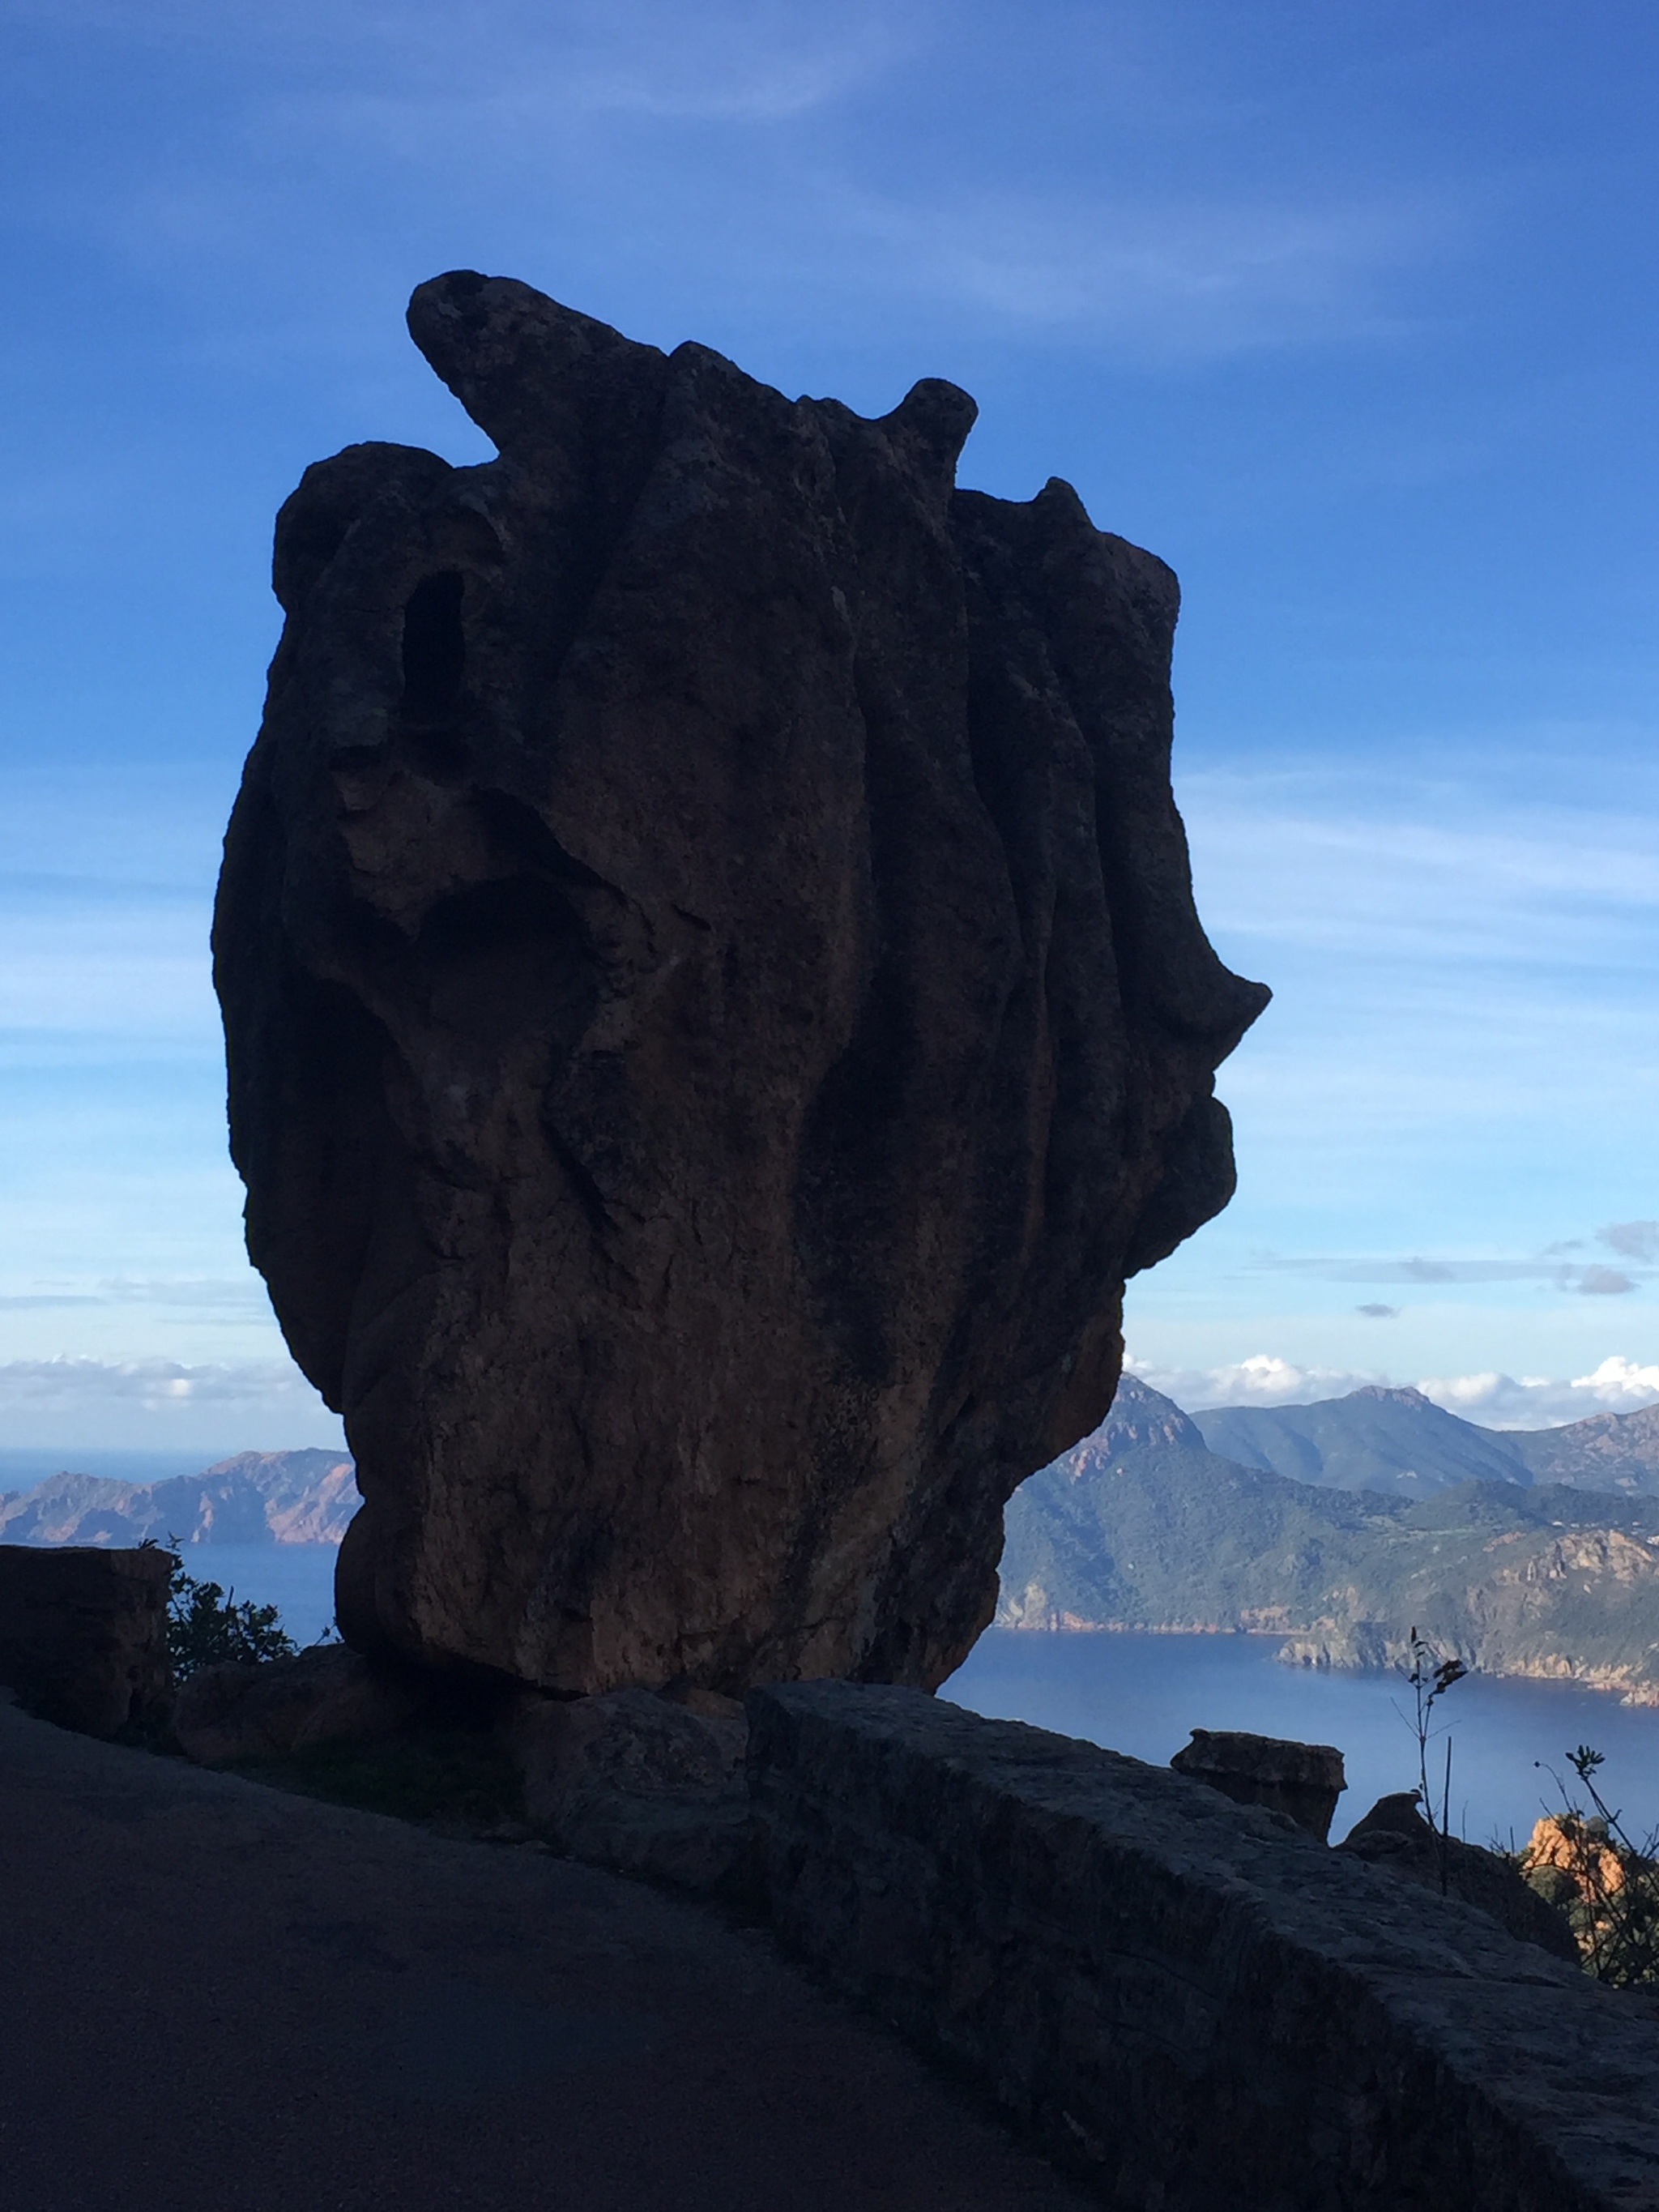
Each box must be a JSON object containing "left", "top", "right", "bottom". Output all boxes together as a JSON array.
[
  {"left": 1124, "top": 1351, "right": 1659, "bottom": 1429},
  {"left": 0, "top": 1357, "right": 345, "bottom": 1449}
]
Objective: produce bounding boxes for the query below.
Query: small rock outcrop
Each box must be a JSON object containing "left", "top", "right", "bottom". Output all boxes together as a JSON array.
[
  {"left": 1171, "top": 1726, "right": 1346, "bottom": 1839},
  {"left": 0, "top": 1544, "right": 173, "bottom": 1736},
  {"left": 214, "top": 271, "right": 1267, "bottom": 1696},
  {"left": 1338, "top": 1791, "right": 1580, "bottom": 1961}
]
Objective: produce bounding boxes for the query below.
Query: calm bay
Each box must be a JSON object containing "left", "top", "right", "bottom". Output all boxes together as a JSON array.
[{"left": 945, "top": 1628, "right": 1659, "bottom": 1848}]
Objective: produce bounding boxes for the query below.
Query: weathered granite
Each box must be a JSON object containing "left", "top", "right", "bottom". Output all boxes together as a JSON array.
[
  {"left": 173, "top": 1643, "right": 433, "bottom": 1765},
  {"left": 1171, "top": 1726, "right": 1346, "bottom": 1839},
  {"left": 1338, "top": 1790, "right": 1580, "bottom": 1963},
  {"left": 511, "top": 1685, "right": 751, "bottom": 1893},
  {"left": 0, "top": 1544, "right": 173, "bottom": 1736},
  {"left": 213, "top": 270, "right": 1267, "bottom": 1697},
  {"left": 746, "top": 1681, "right": 1659, "bottom": 2211}
]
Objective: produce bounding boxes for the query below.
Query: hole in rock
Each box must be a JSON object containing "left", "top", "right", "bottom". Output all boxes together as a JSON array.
[{"left": 400, "top": 571, "right": 467, "bottom": 720}]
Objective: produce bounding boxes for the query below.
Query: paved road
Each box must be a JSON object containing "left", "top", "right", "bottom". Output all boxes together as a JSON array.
[{"left": 0, "top": 1695, "right": 1089, "bottom": 2212}]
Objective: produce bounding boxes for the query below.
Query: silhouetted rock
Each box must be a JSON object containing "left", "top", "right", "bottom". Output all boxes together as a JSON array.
[
  {"left": 214, "top": 271, "right": 1266, "bottom": 1695},
  {"left": 1170, "top": 1727, "right": 1345, "bottom": 1839},
  {"left": 1338, "top": 1792, "right": 1579, "bottom": 1961},
  {"left": 0, "top": 1544, "right": 173, "bottom": 1736}
]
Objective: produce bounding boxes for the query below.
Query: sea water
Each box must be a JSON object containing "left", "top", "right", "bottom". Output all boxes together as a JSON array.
[
  {"left": 169, "top": 1542, "right": 343, "bottom": 1651},
  {"left": 945, "top": 1629, "right": 1659, "bottom": 1850}
]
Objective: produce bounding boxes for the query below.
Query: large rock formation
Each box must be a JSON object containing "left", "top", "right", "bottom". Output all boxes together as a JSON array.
[{"left": 213, "top": 271, "right": 1266, "bottom": 1696}]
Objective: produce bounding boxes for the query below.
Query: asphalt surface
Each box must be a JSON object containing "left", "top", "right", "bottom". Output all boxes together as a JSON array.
[{"left": 0, "top": 1693, "right": 1090, "bottom": 2212}]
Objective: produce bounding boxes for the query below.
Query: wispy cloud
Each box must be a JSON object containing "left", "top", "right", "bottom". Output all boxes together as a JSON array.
[
  {"left": 8, "top": 0, "right": 1479, "bottom": 374},
  {"left": 1182, "top": 763, "right": 1659, "bottom": 971},
  {"left": 1245, "top": 1250, "right": 1648, "bottom": 1296},
  {"left": 0, "top": 896, "right": 214, "bottom": 1040},
  {"left": 1602, "top": 1220, "right": 1659, "bottom": 1262},
  {"left": 0, "top": 1277, "right": 269, "bottom": 1313},
  {"left": 823, "top": 181, "right": 1457, "bottom": 356},
  {"left": 6, "top": 0, "right": 914, "bottom": 118},
  {"left": 0, "top": 1356, "right": 309, "bottom": 1405}
]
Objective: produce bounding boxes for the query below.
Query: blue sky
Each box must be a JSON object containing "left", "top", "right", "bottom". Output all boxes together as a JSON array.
[{"left": 4, "top": 0, "right": 1659, "bottom": 1445}]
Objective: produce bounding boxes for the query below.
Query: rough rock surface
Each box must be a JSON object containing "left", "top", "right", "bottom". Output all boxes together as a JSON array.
[
  {"left": 173, "top": 1644, "right": 434, "bottom": 1765},
  {"left": 1169, "top": 1724, "right": 1345, "bottom": 1839},
  {"left": 214, "top": 270, "right": 1267, "bottom": 1695},
  {"left": 0, "top": 1544, "right": 173, "bottom": 1737},
  {"left": 1337, "top": 1789, "right": 1580, "bottom": 1962},
  {"left": 510, "top": 1685, "right": 750, "bottom": 1893},
  {"left": 748, "top": 1682, "right": 1659, "bottom": 2212}
]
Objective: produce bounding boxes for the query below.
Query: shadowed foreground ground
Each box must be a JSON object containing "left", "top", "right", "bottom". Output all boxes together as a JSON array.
[{"left": 0, "top": 1696, "right": 1086, "bottom": 2212}]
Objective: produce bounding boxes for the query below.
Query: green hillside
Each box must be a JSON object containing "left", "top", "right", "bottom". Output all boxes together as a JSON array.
[
  {"left": 1000, "top": 1380, "right": 1659, "bottom": 1702},
  {"left": 1191, "top": 1386, "right": 1532, "bottom": 1496},
  {"left": 1510, "top": 1403, "right": 1659, "bottom": 1494}
]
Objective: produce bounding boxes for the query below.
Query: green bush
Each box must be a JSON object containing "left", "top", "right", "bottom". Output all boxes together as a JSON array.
[
  {"left": 1524, "top": 1747, "right": 1659, "bottom": 1986},
  {"left": 164, "top": 1544, "right": 296, "bottom": 1680}
]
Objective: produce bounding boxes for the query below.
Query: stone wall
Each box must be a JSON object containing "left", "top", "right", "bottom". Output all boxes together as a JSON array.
[
  {"left": 747, "top": 1682, "right": 1659, "bottom": 2211},
  {"left": 0, "top": 1544, "right": 173, "bottom": 1736}
]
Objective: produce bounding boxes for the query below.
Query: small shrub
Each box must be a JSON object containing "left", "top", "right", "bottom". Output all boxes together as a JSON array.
[
  {"left": 162, "top": 1539, "right": 296, "bottom": 1680},
  {"left": 1400, "top": 1625, "right": 1467, "bottom": 1892},
  {"left": 1523, "top": 1746, "right": 1659, "bottom": 1986}
]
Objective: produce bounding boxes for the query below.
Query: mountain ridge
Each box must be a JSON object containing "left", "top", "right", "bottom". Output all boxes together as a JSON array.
[
  {"left": 1190, "top": 1382, "right": 1659, "bottom": 1498},
  {"left": 0, "top": 1450, "right": 360, "bottom": 1548},
  {"left": 1000, "top": 1377, "right": 1659, "bottom": 1702}
]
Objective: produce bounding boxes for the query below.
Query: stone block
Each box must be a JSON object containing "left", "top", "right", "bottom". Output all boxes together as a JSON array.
[
  {"left": 0, "top": 1544, "right": 173, "bottom": 1737},
  {"left": 747, "top": 1680, "right": 1659, "bottom": 2211},
  {"left": 1170, "top": 1725, "right": 1346, "bottom": 1839}
]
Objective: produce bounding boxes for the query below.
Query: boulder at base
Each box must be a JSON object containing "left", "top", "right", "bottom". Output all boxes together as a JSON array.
[
  {"left": 171, "top": 1644, "right": 437, "bottom": 1765},
  {"left": 214, "top": 271, "right": 1268, "bottom": 1696}
]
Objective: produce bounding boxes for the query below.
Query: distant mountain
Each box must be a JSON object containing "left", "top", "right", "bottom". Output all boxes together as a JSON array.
[
  {"left": 999, "top": 1377, "right": 1659, "bottom": 1702},
  {"left": 1508, "top": 1403, "right": 1659, "bottom": 1494},
  {"left": 1190, "top": 1386, "right": 1533, "bottom": 1497},
  {"left": 0, "top": 1450, "right": 360, "bottom": 1548},
  {"left": 1191, "top": 1385, "right": 1659, "bottom": 1499}
]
